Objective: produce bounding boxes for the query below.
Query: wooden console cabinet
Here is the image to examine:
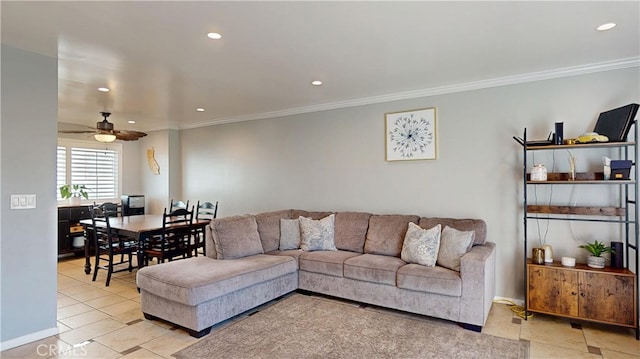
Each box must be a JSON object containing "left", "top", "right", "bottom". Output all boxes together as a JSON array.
[
  {"left": 58, "top": 205, "right": 90, "bottom": 256},
  {"left": 528, "top": 261, "right": 637, "bottom": 327}
]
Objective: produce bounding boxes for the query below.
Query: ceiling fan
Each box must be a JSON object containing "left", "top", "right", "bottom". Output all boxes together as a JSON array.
[{"left": 59, "top": 112, "right": 147, "bottom": 142}]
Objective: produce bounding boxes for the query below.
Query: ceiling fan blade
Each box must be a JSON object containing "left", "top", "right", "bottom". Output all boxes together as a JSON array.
[
  {"left": 59, "top": 112, "right": 147, "bottom": 141},
  {"left": 114, "top": 130, "right": 148, "bottom": 141},
  {"left": 58, "top": 129, "right": 98, "bottom": 134}
]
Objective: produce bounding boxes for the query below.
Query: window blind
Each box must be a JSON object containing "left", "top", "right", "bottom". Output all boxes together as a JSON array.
[
  {"left": 56, "top": 146, "right": 67, "bottom": 200},
  {"left": 56, "top": 141, "right": 121, "bottom": 201},
  {"left": 70, "top": 147, "right": 119, "bottom": 200}
]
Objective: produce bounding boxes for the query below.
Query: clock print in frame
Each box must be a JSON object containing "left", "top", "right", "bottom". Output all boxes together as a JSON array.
[{"left": 385, "top": 107, "right": 437, "bottom": 161}]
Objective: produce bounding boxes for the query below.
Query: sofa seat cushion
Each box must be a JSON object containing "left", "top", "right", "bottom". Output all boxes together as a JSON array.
[
  {"left": 136, "top": 255, "right": 297, "bottom": 306},
  {"left": 396, "top": 264, "right": 462, "bottom": 297},
  {"left": 343, "top": 254, "right": 406, "bottom": 286},
  {"left": 266, "top": 249, "right": 305, "bottom": 266},
  {"left": 299, "top": 250, "right": 361, "bottom": 277}
]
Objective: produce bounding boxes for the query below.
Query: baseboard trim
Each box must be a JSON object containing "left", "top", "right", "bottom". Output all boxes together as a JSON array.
[
  {"left": 492, "top": 296, "right": 524, "bottom": 307},
  {"left": 0, "top": 326, "right": 59, "bottom": 351}
]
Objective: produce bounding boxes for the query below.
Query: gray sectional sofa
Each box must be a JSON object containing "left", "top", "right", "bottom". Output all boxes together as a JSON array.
[{"left": 136, "top": 210, "right": 496, "bottom": 338}]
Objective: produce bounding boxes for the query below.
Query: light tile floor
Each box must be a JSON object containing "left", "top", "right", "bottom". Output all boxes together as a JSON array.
[{"left": 2, "top": 256, "right": 639, "bottom": 358}]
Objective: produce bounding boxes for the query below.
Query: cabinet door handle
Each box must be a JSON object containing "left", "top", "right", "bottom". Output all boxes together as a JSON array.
[
  {"left": 580, "top": 292, "right": 585, "bottom": 297},
  {"left": 571, "top": 291, "right": 577, "bottom": 296}
]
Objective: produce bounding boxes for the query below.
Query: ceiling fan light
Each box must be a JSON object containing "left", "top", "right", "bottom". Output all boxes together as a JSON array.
[{"left": 94, "top": 133, "right": 116, "bottom": 143}]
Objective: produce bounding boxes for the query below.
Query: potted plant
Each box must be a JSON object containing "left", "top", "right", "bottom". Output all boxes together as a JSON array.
[
  {"left": 59, "top": 184, "right": 89, "bottom": 205},
  {"left": 578, "top": 240, "right": 615, "bottom": 269}
]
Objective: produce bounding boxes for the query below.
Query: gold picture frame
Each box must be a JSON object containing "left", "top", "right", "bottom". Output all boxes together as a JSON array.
[{"left": 385, "top": 107, "right": 437, "bottom": 161}]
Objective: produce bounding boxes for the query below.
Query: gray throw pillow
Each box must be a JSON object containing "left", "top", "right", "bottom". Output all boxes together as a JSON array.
[
  {"left": 299, "top": 214, "right": 337, "bottom": 251},
  {"left": 279, "top": 218, "right": 301, "bottom": 250},
  {"left": 436, "top": 226, "right": 474, "bottom": 271},
  {"left": 401, "top": 223, "right": 441, "bottom": 267}
]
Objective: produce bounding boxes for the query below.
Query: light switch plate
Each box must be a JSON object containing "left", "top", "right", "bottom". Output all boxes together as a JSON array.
[{"left": 10, "top": 194, "right": 36, "bottom": 209}]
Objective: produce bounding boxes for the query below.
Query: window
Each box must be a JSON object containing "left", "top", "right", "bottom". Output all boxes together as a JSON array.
[{"left": 57, "top": 140, "right": 122, "bottom": 201}]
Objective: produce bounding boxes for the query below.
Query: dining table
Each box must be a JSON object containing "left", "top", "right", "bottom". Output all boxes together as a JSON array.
[{"left": 80, "top": 214, "right": 210, "bottom": 274}]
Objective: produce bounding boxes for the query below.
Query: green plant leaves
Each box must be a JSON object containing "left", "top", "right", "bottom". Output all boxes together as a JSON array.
[{"left": 578, "top": 240, "right": 615, "bottom": 257}]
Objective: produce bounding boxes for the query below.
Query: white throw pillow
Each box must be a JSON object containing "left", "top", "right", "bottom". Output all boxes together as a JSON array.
[
  {"left": 299, "top": 214, "right": 337, "bottom": 251},
  {"left": 279, "top": 218, "right": 301, "bottom": 250},
  {"left": 436, "top": 226, "right": 475, "bottom": 272},
  {"left": 401, "top": 223, "right": 441, "bottom": 266}
]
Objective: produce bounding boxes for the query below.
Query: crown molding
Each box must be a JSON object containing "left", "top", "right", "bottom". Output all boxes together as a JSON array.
[{"left": 181, "top": 57, "right": 640, "bottom": 130}]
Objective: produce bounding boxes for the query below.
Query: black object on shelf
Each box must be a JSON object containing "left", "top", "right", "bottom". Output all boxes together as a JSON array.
[
  {"left": 554, "top": 122, "right": 564, "bottom": 145},
  {"left": 121, "top": 194, "right": 145, "bottom": 216},
  {"left": 611, "top": 241, "right": 624, "bottom": 268},
  {"left": 593, "top": 103, "right": 639, "bottom": 142},
  {"left": 611, "top": 160, "right": 633, "bottom": 180}
]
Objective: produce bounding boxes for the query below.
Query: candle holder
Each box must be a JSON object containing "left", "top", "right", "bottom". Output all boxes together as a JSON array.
[{"left": 532, "top": 248, "right": 546, "bottom": 264}]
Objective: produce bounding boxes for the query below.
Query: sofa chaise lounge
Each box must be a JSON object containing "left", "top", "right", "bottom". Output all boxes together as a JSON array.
[{"left": 136, "top": 210, "right": 496, "bottom": 337}]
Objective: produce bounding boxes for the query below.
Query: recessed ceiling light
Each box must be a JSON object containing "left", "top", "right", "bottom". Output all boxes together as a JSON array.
[
  {"left": 596, "top": 22, "right": 616, "bottom": 31},
  {"left": 207, "top": 32, "right": 222, "bottom": 40},
  {"left": 128, "top": 120, "right": 135, "bottom": 124},
  {"left": 311, "top": 80, "right": 323, "bottom": 86},
  {"left": 98, "top": 87, "right": 110, "bottom": 92},
  {"left": 196, "top": 108, "right": 205, "bottom": 112}
]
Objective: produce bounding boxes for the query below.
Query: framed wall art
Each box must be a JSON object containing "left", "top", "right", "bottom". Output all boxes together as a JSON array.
[{"left": 385, "top": 107, "right": 437, "bottom": 161}]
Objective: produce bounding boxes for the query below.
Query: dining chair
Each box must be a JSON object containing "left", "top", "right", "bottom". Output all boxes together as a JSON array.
[
  {"left": 189, "top": 201, "right": 218, "bottom": 256},
  {"left": 89, "top": 203, "right": 138, "bottom": 286},
  {"left": 196, "top": 201, "right": 218, "bottom": 221},
  {"left": 144, "top": 206, "right": 194, "bottom": 265},
  {"left": 94, "top": 201, "right": 121, "bottom": 217},
  {"left": 169, "top": 199, "right": 189, "bottom": 212}
]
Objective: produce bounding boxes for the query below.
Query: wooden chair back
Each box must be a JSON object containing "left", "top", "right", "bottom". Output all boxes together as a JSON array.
[{"left": 196, "top": 201, "right": 218, "bottom": 221}]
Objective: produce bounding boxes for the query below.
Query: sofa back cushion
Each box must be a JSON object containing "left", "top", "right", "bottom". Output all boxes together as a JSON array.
[
  {"left": 418, "top": 217, "right": 487, "bottom": 245},
  {"left": 210, "top": 215, "right": 264, "bottom": 259},
  {"left": 291, "top": 210, "right": 333, "bottom": 220},
  {"left": 364, "top": 214, "right": 419, "bottom": 257},
  {"left": 334, "top": 212, "right": 371, "bottom": 253},
  {"left": 255, "top": 210, "right": 292, "bottom": 252}
]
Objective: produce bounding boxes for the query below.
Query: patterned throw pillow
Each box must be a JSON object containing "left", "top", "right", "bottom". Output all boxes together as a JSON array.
[
  {"left": 299, "top": 214, "right": 337, "bottom": 251},
  {"left": 279, "top": 218, "right": 301, "bottom": 250},
  {"left": 436, "top": 226, "right": 475, "bottom": 272},
  {"left": 400, "top": 223, "right": 441, "bottom": 266}
]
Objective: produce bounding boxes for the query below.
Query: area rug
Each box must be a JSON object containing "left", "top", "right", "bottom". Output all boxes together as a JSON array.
[{"left": 173, "top": 293, "right": 529, "bottom": 359}]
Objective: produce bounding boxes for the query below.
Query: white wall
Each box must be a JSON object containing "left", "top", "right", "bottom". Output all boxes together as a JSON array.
[
  {"left": 168, "top": 130, "right": 182, "bottom": 208},
  {"left": 181, "top": 67, "right": 639, "bottom": 299},
  {"left": 121, "top": 140, "right": 143, "bottom": 195},
  {"left": 1, "top": 45, "right": 58, "bottom": 347},
  {"left": 139, "top": 129, "right": 180, "bottom": 214}
]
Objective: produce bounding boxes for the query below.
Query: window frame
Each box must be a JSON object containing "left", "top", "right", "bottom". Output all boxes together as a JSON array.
[{"left": 57, "top": 139, "right": 123, "bottom": 205}]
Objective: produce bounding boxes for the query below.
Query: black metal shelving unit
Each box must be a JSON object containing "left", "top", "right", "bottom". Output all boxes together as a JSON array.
[{"left": 516, "top": 123, "right": 639, "bottom": 339}]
